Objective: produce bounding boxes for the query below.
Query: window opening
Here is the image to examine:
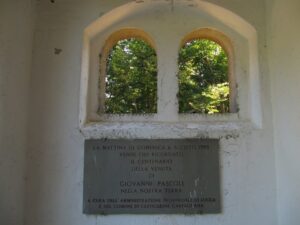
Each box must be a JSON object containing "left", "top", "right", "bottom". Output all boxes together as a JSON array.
[
  {"left": 104, "top": 38, "right": 157, "bottom": 114},
  {"left": 178, "top": 39, "right": 230, "bottom": 114}
]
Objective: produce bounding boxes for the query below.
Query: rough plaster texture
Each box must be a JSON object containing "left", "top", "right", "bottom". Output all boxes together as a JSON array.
[
  {"left": 24, "top": 1, "right": 277, "bottom": 225},
  {"left": 0, "top": 0, "right": 35, "bottom": 225},
  {"left": 267, "top": 0, "right": 300, "bottom": 224}
]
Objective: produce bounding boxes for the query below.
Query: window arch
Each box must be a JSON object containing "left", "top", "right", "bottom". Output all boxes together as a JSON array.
[
  {"left": 179, "top": 28, "right": 237, "bottom": 114},
  {"left": 98, "top": 28, "right": 158, "bottom": 114},
  {"left": 80, "top": 1, "right": 262, "bottom": 133}
]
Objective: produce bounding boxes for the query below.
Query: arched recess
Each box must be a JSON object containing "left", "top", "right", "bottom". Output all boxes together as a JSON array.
[
  {"left": 98, "top": 28, "right": 157, "bottom": 114},
  {"left": 179, "top": 28, "right": 236, "bottom": 114},
  {"left": 79, "top": 0, "right": 262, "bottom": 133}
]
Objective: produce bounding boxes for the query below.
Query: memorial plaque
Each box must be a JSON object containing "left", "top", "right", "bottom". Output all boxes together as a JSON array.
[{"left": 83, "top": 139, "right": 221, "bottom": 214}]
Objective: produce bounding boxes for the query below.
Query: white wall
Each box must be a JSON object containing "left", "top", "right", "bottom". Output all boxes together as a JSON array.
[
  {"left": 267, "top": 0, "right": 300, "bottom": 224},
  {"left": 0, "top": 0, "right": 35, "bottom": 225},
  {"left": 2, "top": 1, "right": 300, "bottom": 225},
  {"left": 24, "top": 1, "right": 277, "bottom": 225}
]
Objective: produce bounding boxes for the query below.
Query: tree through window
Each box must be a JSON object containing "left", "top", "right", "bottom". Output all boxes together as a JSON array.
[
  {"left": 178, "top": 39, "right": 230, "bottom": 114},
  {"left": 104, "top": 38, "right": 157, "bottom": 114},
  {"left": 102, "top": 35, "right": 232, "bottom": 115}
]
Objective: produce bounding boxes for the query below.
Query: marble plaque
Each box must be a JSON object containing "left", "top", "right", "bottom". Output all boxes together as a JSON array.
[{"left": 83, "top": 139, "right": 221, "bottom": 214}]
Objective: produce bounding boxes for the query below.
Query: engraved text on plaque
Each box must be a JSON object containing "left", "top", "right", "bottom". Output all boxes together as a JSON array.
[{"left": 83, "top": 139, "right": 220, "bottom": 214}]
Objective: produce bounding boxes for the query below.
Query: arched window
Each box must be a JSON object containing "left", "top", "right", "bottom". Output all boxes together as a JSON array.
[
  {"left": 80, "top": 2, "right": 262, "bottom": 130},
  {"left": 98, "top": 29, "right": 157, "bottom": 114},
  {"left": 179, "top": 29, "right": 237, "bottom": 114}
]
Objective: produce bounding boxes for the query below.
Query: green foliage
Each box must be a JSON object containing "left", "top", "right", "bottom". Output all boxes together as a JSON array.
[
  {"left": 178, "top": 39, "right": 229, "bottom": 113},
  {"left": 104, "top": 38, "right": 229, "bottom": 114},
  {"left": 105, "top": 38, "right": 157, "bottom": 113}
]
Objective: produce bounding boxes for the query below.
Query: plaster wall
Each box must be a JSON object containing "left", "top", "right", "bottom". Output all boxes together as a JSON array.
[
  {"left": 0, "top": 0, "right": 35, "bottom": 225},
  {"left": 266, "top": 0, "right": 300, "bottom": 224},
  {"left": 25, "top": 1, "right": 277, "bottom": 225}
]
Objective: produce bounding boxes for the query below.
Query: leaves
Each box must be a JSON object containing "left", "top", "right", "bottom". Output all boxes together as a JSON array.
[
  {"left": 178, "top": 39, "right": 229, "bottom": 114},
  {"left": 103, "top": 38, "right": 229, "bottom": 114},
  {"left": 105, "top": 39, "right": 157, "bottom": 113}
]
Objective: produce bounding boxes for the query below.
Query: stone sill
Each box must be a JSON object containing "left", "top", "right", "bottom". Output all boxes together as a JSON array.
[{"left": 80, "top": 117, "right": 255, "bottom": 139}]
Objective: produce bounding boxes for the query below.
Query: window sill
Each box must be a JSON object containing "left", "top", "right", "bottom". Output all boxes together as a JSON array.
[{"left": 80, "top": 115, "right": 255, "bottom": 139}]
